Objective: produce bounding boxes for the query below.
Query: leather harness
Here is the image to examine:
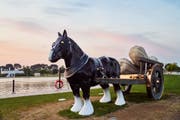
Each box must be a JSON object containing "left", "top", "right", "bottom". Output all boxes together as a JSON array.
[
  {"left": 65, "top": 54, "right": 89, "bottom": 78},
  {"left": 64, "top": 54, "right": 107, "bottom": 78},
  {"left": 92, "top": 58, "right": 106, "bottom": 78}
]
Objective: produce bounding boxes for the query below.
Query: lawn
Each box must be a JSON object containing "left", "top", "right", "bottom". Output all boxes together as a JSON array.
[{"left": 0, "top": 75, "right": 179, "bottom": 120}]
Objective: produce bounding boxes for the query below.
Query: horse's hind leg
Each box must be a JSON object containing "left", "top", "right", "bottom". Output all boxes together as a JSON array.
[
  {"left": 79, "top": 85, "right": 94, "bottom": 116},
  {"left": 99, "top": 84, "right": 111, "bottom": 103},
  {"left": 69, "top": 84, "right": 83, "bottom": 112},
  {"left": 113, "top": 83, "right": 126, "bottom": 106}
]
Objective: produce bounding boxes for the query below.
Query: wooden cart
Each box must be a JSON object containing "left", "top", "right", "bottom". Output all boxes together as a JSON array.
[{"left": 96, "top": 57, "right": 164, "bottom": 100}]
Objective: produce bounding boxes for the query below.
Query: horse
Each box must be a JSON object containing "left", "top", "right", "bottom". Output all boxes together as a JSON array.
[{"left": 48, "top": 30, "right": 125, "bottom": 116}]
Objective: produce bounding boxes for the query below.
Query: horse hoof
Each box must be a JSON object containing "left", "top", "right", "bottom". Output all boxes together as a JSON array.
[
  {"left": 70, "top": 96, "right": 83, "bottom": 112},
  {"left": 115, "top": 90, "right": 126, "bottom": 106},
  {"left": 79, "top": 99, "right": 94, "bottom": 116},
  {"left": 100, "top": 88, "right": 111, "bottom": 103},
  {"left": 100, "top": 97, "right": 111, "bottom": 103}
]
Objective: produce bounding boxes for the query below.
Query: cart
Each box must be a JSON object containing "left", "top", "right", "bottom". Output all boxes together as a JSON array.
[{"left": 96, "top": 57, "right": 164, "bottom": 100}]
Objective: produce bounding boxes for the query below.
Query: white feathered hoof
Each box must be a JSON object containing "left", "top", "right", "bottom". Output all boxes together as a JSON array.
[
  {"left": 115, "top": 90, "right": 126, "bottom": 106},
  {"left": 70, "top": 96, "right": 83, "bottom": 112},
  {"left": 100, "top": 88, "right": 111, "bottom": 103},
  {"left": 79, "top": 99, "right": 94, "bottom": 116}
]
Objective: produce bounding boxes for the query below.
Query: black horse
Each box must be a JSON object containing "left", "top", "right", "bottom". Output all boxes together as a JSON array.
[{"left": 49, "top": 30, "right": 125, "bottom": 116}]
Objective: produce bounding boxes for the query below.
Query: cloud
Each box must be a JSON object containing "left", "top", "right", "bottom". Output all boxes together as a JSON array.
[
  {"left": 44, "top": 1, "right": 91, "bottom": 16},
  {"left": 77, "top": 29, "right": 179, "bottom": 63},
  {"left": 0, "top": 18, "right": 50, "bottom": 35},
  {"left": 1, "top": 0, "right": 34, "bottom": 7}
]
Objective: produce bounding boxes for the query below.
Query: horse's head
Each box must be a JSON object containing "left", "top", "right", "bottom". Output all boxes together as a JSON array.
[{"left": 49, "top": 30, "right": 72, "bottom": 62}]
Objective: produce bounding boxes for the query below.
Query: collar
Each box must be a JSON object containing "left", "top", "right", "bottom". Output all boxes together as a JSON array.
[{"left": 65, "top": 54, "right": 89, "bottom": 78}]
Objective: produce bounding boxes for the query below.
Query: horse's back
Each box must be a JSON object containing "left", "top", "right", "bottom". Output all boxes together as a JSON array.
[{"left": 99, "top": 56, "right": 120, "bottom": 78}]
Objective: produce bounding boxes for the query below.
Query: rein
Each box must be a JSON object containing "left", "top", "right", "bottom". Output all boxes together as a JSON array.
[{"left": 65, "top": 54, "right": 89, "bottom": 78}]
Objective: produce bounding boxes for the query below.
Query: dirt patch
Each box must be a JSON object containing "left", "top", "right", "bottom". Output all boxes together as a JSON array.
[
  {"left": 19, "top": 97, "right": 100, "bottom": 120},
  {"left": 19, "top": 100, "right": 72, "bottom": 120},
  {"left": 19, "top": 95, "right": 180, "bottom": 120}
]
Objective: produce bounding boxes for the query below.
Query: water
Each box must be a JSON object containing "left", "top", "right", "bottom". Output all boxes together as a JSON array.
[
  {"left": 0, "top": 77, "right": 101, "bottom": 99},
  {"left": 0, "top": 77, "right": 71, "bottom": 99}
]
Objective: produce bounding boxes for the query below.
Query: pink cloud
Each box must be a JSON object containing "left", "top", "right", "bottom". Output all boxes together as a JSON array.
[
  {"left": 0, "top": 41, "right": 49, "bottom": 65},
  {"left": 75, "top": 29, "right": 175, "bottom": 63},
  {"left": 0, "top": 18, "right": 51, "bottom": 36}
]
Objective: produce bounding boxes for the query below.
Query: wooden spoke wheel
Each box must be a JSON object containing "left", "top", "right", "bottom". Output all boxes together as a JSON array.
[
  {"left": 121, "top": 84, "right": 132, "bottom": 95},
  {"left": 146, "top": 64, "right": 164, "bottom": 100}
]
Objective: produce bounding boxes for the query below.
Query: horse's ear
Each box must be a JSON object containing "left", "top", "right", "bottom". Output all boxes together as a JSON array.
[
  {"left": 58, "top": 32, "right": 62, "bottom": 36},
  {"left": 63, "top": 30, "right": 67, "bottom": 38}
]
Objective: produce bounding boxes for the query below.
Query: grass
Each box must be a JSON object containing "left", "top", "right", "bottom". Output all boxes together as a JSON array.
[
  {"left": 59, "top": 102, "right": 127, "bottom": 119},
  {"left": 0, "top": 75, "right": 180, "bottom": 120},
  {"left": 0, "top": 92, "right": 73, "bottom": 120}
]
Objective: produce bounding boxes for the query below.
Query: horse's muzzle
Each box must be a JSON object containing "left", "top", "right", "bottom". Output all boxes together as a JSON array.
[{"left": 48, "top": 50, "right": 54, "bottom": 62}]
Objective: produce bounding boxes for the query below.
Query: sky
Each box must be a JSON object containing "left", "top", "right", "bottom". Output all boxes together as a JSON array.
[{"left": 0, "top": 0, "right": 180, "bottom": 66}]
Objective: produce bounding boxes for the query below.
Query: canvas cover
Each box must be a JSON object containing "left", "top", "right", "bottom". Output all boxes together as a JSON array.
[
  {"left": 149, "top": 56, "right": 158, "bottom": 61},
  {"left": 119, "top": 58, "right": 139, "bottom": 74},
  {"left": 119, "top": 46, "right": 158, "bottom": 74},
  {"left": 129, "top": 45, "right": 148, "bottom": 67}
]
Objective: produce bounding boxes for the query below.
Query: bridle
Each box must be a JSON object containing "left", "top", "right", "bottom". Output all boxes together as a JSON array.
[{"left": 51, "top": 37, "right": 89, "bottom": 78}]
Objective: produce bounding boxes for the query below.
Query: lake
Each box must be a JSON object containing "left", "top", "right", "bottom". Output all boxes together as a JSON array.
[
  {"left": 0, "top": 77, "right": 71, "bottom": 99},
  {"left": 0, "top": 77, "right": 101, "bottom": 99}
]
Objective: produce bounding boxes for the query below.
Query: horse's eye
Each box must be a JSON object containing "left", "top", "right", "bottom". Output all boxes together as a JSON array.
[{"left": 61, "top": 41, "right": 64, "bottom": 44}]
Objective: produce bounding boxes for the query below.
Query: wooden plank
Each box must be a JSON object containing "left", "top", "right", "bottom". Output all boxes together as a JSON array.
[
  {"left": 95, "top": 78, "right": 146, "bottom": 85},
  {"left": 120, "top": 74, "right": 145, "bottom": 79},
  {"left": 137, "top": 57, "right": 163, "bottom": 66}
]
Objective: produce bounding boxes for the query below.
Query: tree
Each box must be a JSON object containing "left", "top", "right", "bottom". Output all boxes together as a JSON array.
[
  {"left": 165, "top": 63, "right": 179, "bottom": 72},
  {"left": 23, "top": 66, "right": 32, "bottom": 76},
  {"left": 5, "top": 64, "right": 14, "bottom": 70},
  {"left": 14, "top": 63, "right": 21, "bottom": 69},
  {"left": 52, "top": 68, "right": 58, "bottom": 74},
  {"left": 40, "top": 69, "right": 50, "bottom": 75}
]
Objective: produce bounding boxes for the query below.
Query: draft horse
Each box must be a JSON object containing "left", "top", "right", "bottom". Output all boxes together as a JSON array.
[{"left": 49, "top": 30, "right": 125, "bottom": 116}]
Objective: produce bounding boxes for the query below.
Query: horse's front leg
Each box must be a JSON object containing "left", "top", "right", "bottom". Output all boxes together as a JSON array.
[
  {"left": 69, "top": 83, "right": 83, "bottom": 112},
  {"left": 79, "top": 84, "right": 94, "bottom": 116}
]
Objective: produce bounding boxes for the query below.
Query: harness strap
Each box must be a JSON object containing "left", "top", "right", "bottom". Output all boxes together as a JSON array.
[
  {"left": 97, "top": 59, "right": 104, "bottom": 70},
  {"left": 92, "top": 58, "right": 106, "bottom": 78},
  {"left": 65, "top": 54, "right": 89, "bottom": 78}
]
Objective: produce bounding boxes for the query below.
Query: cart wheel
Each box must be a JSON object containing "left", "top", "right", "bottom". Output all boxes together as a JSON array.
[
  {"left": 146, "top": 64, "right": 164, "bottom": 100},
  {"left": 121, "top": 84, "right": 132, "bottom": 94}
]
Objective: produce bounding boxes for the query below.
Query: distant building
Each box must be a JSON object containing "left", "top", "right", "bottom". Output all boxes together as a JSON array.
[{"left": 0, "top": 68, "right": 24, "bottom": 77}]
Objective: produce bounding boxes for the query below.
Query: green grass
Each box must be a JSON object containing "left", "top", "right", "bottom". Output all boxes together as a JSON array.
[
  {"left": 0, "top": 75, "right": 179, "bottom": 120},
  {"left": 0, "top": 92, "right": 73, "bottom": 120},
  {"left": 59, "top": 102, "right": 127, "bottom": 119},
  {"left": 131, "top": 74, "right": 180, "bottom": 95},
  {"left": 164, "top": 74, "right": 180, "bottom": 94}
]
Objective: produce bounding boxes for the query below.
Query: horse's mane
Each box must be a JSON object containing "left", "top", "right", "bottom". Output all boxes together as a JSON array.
[{"left": 69, "top": 37, "right": 84, "bottom": 57}]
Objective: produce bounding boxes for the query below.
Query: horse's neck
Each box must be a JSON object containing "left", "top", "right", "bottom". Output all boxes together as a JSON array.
[{"left": 64, "top": 40, "right": 84, "bottom": 68}]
